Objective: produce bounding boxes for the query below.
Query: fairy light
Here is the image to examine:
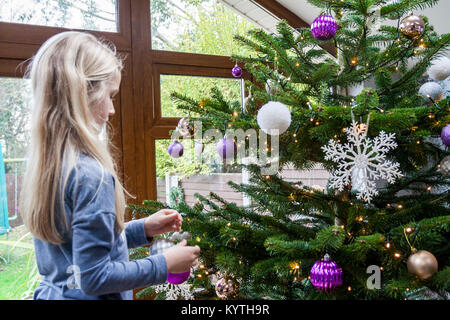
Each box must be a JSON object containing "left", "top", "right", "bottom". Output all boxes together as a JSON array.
[
  {"left": 227, "top": 222, "right": 231, "bottom": 227},
  {"left": 196, "top": 237, "right": 201, "bottom": 242},
  {"left": 296, "top": 62, "right": 300, "bottom": 67},
  {"left": 233, "top": 111, "right": 238, "bottom": 117},
  {"left": 406, "top": 227, "right": 413, "bottom": 233},
  {"left": 394, "top": 252, "right": 401, "bottom": 258},
  {"left": 397, "top": 204, "right": 403, "bottom": 209},
  {"left": 380, "top": 266, "right": 384, "bottom": 271},
  {"left": 351, "top": 57, "right": 358, "bottom": 65},
  {"left": 347, "top": 286, "right": 352, "bottom": 291},
  {"left": 386, "top": 242, "right": 391, "bottom": 249}
]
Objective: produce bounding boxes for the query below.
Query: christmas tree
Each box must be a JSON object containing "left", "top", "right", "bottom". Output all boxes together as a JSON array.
[{"left": 130, "top": 0, "right": 450, "bottom": 300}]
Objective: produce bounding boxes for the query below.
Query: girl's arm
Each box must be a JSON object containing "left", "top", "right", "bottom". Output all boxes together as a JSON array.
[
  {"left": 124, "top": 219, "right": 153, "bottom": 249},
  {"left": 70, "top": 167, "right": 167, "bottom": 296}
]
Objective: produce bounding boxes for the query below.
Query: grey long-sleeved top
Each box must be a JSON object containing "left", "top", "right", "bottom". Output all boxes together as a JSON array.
[{"left": 33, "top": 154, "right": 168, "bottom": 300}]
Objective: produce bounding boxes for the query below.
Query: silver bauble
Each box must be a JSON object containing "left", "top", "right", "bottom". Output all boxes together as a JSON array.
[
  {"left": 149, "top": 239, "right": 173, "bottom": 256},
  {"left": 215, "top": 277, "right": 238, "bottom": 299},
  {"left": 419, "top": 82, "right": 443, "bottom": 102},
  {"left": 439, "top": 155, "right": 450, "bottom": 177},
  {"left": 177, "top": 117, "right": 194, "bottom": 137},
  {"left": 399, "top": 14, "right": 425, "bottom": 39}
]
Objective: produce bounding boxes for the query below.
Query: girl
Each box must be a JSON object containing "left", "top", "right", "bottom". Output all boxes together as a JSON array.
[{"left": 19, "top": 31, "right": 200, "bottom": 300}]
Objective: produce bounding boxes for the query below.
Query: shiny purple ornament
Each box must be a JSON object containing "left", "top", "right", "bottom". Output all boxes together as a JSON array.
[
  {"left": 167, "top": 271, "right": 190, "bottom": 285},
  {"left": 441, "top": 125, "right": 450, "bottom": 147},
  {"left": 232, "top": 64, "right": 242, "bottom": 78},
  {"left": 217, "top": 138, "right": 237, "bottom": 159},
  {"left": 311, "top": 15, "right": 338, "bottom": 41},
  {"left": 309, "top": 254, "right": 343, "bottom": 292},
  {"left": 168, "top": 141, "right": 184, "bottom": 158}
]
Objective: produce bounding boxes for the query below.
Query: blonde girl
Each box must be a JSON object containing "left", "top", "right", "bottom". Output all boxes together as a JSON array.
[{"left": 20, "top": 31, "right": 199, "bottom": 300}]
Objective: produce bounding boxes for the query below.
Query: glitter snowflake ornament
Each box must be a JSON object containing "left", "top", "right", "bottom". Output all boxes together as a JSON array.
[
  {"left": 153, "top": 282, "right": 194, "bottom": 300},
  {"left": 321, "top": 116, "right": 403, "bottom": 203}
]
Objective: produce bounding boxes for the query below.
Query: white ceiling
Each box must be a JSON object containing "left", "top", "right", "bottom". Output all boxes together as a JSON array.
[
  {"left": 277, "top": 0, "right": 450, "bottom": 34},
  {"left": 222, "top": 0, "right": 450, "bottom": 37}
]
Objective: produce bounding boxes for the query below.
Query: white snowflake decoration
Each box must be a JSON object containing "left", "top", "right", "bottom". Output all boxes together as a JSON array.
[
  {"left": 153, "top": 282, "right": 194, "bottom": 300},
  {"left": 321, "top": 119, "right": 403, "bottom": 203}
]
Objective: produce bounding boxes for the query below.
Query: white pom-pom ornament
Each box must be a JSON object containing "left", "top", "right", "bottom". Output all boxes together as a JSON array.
[
  {"left": 419, "top": 82, "right": 443, "bottom": 102},
  {"left": 428, "top": 57, "right": 450, "bottom": 81},
  {"left": 257, "top": 101, "right": 291, "bottom": 135}
]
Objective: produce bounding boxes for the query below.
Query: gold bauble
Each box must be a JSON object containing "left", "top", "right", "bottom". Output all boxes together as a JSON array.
[
  {"left": 407, "top": 250, "right": 438, "bottom": 280},
  {"left": 400, "top": 15, "right": 425, "bottom": 39},
  {"left": 177, "top": 117, "right": 194, "bottom": 137}
]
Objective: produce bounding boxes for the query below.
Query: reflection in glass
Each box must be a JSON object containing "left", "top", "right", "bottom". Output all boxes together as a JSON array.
[
  {"left": 151, "top": 0, "right": 256, "bottom": 56},
  {"left": 0, "top": 0, "right": 117, "bottom": 32},
  {"left": 160, "top": 74, "right": 242, "bottom": 118}
]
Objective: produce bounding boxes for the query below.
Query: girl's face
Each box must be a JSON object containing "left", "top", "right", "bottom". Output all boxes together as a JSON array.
[{"left": 92, "top": 71, "right": 121, "bottom": 127}]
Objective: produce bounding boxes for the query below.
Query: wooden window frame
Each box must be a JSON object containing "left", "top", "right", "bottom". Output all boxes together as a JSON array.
[
  {"left": 0, "top": 0, "right": 323, "bottom": 300},
  {"left": 0, "top": 0, "right": 314, "bottom": 206}
]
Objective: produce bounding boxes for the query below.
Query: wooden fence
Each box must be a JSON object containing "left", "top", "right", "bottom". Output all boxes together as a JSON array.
[{"left": 157, "top": 164, "right": 330, "bottom": 207}]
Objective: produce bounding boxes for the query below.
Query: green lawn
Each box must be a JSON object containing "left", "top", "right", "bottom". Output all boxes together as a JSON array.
[{"left": 0, "top": 225, "right": 40, "bottom": 300}]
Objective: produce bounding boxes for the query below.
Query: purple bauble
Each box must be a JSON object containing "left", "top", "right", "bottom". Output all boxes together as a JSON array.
[
  {"left": 232, "top": 64, "right": 242, "bottom": 78},
  {"left": 167, "top": 271, "right": 190, "bottom": 285},
  {"left": 441, "top": 125, "right": 450, "bottom": 147},
  {"left": 311, "top": 15, "right": 338, "bottom": 41},
  {"left": 168, "top": 141, "right": 184, "bottom": 158},
  {"left": 309, "top": 254, "right": 343, "bottom": 292},
  {"left": 217, "top": 138, "right": 237, "bottom": 159}
]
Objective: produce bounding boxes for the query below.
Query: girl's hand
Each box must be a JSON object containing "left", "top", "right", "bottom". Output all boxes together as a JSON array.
[
  {"left": 163, "top": 239, "right": 200, "bottom": 273},
  {"left": 144, "top": 209, "right": 182, "bottom": 238}
]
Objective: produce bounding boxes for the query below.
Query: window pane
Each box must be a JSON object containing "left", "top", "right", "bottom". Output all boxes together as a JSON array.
[
  {"left": 151, "top": 0, "right": 256, "bottom": 56},
  {"left": 0, "top": 0, "right": 117, "bottom": 32},
  {"left": 160, "top": 74, "right": 242, "bottom": 117},
  {"left": 156, "top": 139, "right": 245, "bottom": 207},
  {"left": 0, "top": 77, "right": 32, "bottom": 227}
]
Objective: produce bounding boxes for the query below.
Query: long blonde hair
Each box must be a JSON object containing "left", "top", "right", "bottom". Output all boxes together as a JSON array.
[{"left": 20, "top": 31, "right": 129, "bottom": 244}]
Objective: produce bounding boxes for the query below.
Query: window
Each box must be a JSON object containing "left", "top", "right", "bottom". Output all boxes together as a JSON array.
[
  {"left": 156, "top": 139, "right": 244, "bottom": 207},
  {"left": 151, "top": 0, "right": 256, "bottom": 56},
  {"left": 160, "top": 74, "right": 243, "bottom": 117},
  {"left": 0, "top": 0, "right": 118, "bottom": 32},
  {"left": 0, "top": 77, "right": 32, "bottom": 226}
]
